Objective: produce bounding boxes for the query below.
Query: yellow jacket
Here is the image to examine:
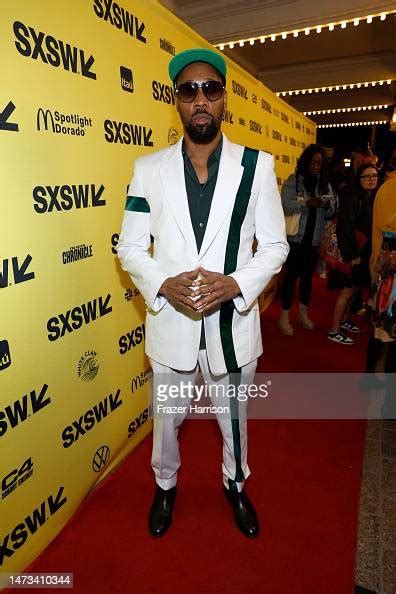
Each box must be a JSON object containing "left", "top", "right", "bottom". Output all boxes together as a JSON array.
[{"left": 370, "top": 177, "right": 396, "bottom": 273}]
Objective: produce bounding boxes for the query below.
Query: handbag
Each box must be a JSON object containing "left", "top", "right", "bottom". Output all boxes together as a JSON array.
[
  {"left": 319, "top": 219, "right": 367, "bottom": 274},
  {"left": 285, "top": 212, "right": 301, "bottom": 236},
  {"left": 284, "top": 192, "right": 304, "bottom": 236}
]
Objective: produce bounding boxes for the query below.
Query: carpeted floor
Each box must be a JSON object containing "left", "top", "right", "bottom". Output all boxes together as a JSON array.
[{"left": 29, "top": 276, "right": 367, "bottom": 594}]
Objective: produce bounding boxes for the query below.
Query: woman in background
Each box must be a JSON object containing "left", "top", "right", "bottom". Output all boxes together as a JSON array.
[
  {"left": 327, "top": 163, "right": 378, "bottom": 344},
  {"left": 278, "top": 144, "right": 335, "bottom": 336}
]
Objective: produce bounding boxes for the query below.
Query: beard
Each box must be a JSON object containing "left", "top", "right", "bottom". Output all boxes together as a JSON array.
[{"left": 184, "top": 109, "right": 222, "bottom": 144}]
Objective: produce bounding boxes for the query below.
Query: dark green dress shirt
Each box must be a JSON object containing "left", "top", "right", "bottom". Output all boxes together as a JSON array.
[{"left": 182, "top": 137, "right": 223, "bottom": 348}]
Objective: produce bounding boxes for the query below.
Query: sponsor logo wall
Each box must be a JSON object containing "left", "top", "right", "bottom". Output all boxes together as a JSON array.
[{"left": 0, "top": 0, "right": 315, "bottom": 575}]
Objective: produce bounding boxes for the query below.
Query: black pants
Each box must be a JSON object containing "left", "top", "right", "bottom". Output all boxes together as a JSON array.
[
  {"left": 383, "top": 341, "right": 396, "bottom": 419},
  {"left": 280, "top": 241, "right": 318, "bottom": 310}
]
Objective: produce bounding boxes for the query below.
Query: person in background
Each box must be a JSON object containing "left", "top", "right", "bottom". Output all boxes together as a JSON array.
[
  {"left": 278, "top": 144, "right": 335, "bottom": 336},
  {"left": 353, "top": 146, "right": 378, "bottom": 174},
  {"left": 364, "top": 177, "right": 396, "bottom": 416},
  {"left": 327, "top": 163, "right": 378, "bottom": 344}
]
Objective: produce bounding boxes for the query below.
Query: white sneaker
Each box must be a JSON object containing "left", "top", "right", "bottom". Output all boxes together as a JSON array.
[
  {"left": 327, "top": 330, "right": 355, "bottom": 345},
  {"left": 340, "top": 319, "right": 360, "bottom": 333}
]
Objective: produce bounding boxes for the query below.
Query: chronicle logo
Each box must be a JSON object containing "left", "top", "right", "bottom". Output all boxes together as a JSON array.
[
  {"left": 0, "top": 384, "right": 52, "bottom": 438},
  {"left": 168, "top": 127, "right": 179, "bottom": 145},
  {"left": 2, "top": 457, "right": 33, "bottom": 500},
  {"left": 0, "top": 486, "right": 67, "bottom": 566},
  {"left": 131, "top": 366, "right": 153, "bottom": 394},
  {"left": 119, "top": 323, "right": 145, "bottom": 354},
  {"left": 77, "top": 350, "right": 99, "bottom": 382},
  {"left": 120, "top": 66, "right": 134, "bottom": 92},
  {"left": 14, "top": 21, "right": 96, "bottom": 79},
  {"left": 47, "top": 294, "right": 112, "bottom": 342},
  {"left": 37, "top": 108, "right": 93, "bottom": 137},
  {"left": 239, "top": 117, "right": 246, "bottom": 127},
  {"left": 128, "top": 406, "right": 151, "bottom": 438},
  {"left": 93, "top": 0, "right": 146, "bottom": 43},
  {"left": 160, "top": 38, "right": 175, "bottom": 56},
  {"left": 92, "top": 445, "right": 110, "bottom": 472},
  {"left": 33, "top": 184, "right": 105, "bottom": 214},
  {"left": 261, "top": 99, "right": 272, "bottom": 113},
  {"left": 0, "top": 101, "right": 19, "bottom": 132},
  {"left": 0, "top": 254, "right": 35, "bottom": 288},
  {"left": 0, "top": 340, "right": 11, "bottom": 371},
  {"left": 61, "top": 389, "right": 123, "bottom": 448},
  {"left": 104, "top": 119, "right": 153, "bottom": 146},
  {"left": 152, "top": 80, "right": 175, "bottom": 105},
  {"left": 62, "top": 244, "right": 93, "bottom": 264}
]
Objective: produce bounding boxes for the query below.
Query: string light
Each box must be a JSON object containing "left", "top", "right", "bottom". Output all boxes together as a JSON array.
[
  {"left": 303, "top": 104, "right": 391, "bottom": 116},
  {"left": 275, "top": 79, "right": 392, "bottom": 96},
  {"left": 216, "top": 10, "right": 396, "bottom": 49},
  {"left": 318, "top": 120, "right": 388, "bottom": 128}
]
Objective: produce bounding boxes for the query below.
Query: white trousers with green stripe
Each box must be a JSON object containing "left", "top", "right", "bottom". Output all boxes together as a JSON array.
[{"left": 150, "top": 351, "right": 257, "bottom": 492}]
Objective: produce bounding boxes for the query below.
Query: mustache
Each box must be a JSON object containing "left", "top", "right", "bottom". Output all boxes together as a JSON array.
[{"left": 192, "top": 109, "right": 212, "bottom": 117}]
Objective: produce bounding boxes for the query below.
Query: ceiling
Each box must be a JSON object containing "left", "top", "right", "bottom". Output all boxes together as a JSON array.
[{"left": 160, "top": 0, "right": 396, "bottom": 130}]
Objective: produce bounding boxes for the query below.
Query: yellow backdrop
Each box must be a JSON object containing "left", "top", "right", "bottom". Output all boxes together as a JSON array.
[{"left": 0, "top": 0, "right": 315, "bottom": 577}]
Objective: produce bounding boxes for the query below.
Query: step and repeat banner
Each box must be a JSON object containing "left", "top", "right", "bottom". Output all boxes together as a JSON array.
[{"left": 0, "top": 0, "right": 315, "bottom": 577}]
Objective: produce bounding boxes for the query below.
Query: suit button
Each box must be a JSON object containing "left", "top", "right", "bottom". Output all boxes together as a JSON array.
[{"left": 199, "top": 222, "right": 204, "bottom": 228}]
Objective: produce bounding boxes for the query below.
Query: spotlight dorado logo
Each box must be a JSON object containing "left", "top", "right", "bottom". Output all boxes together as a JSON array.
[{"left": 37, "top": 108, "right": 93, "bottom": 137}]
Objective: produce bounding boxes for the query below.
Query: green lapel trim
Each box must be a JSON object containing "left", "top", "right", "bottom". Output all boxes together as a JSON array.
[
  {"left": 219, "top": 147, "right": 259, "bottom": 372},
  {"left": 219, "top": 147, "right": 258, "bottom": 483}
]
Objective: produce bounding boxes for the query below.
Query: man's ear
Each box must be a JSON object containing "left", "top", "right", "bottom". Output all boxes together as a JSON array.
[{"left": 223, "top": 90, "right": 227, "bottom": 112}]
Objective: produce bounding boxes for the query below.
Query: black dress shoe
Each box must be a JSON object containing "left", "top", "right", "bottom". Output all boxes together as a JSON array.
[
  {"left": 148, "top": 485, "right": 177, "bottom": 537},
  {"left": 224, "top": 482, "right": 259, "bottom": 538}
]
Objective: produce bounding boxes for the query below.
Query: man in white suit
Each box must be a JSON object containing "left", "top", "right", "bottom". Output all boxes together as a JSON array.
[{"left": 117, "top": 48, "right": 289, "bottom": 538}]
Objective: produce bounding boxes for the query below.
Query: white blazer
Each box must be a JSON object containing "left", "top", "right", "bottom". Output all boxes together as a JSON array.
[{"left": 117, "top": 133, "right": 289, "bottom": 374}]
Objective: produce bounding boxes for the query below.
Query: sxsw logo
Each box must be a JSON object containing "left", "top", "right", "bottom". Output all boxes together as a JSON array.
[
  {"left": 0, "top": 486, "right": 67, "bottom": 566},
  {"left": 128, "top": 406, "right": 151, "bottom": 438},
  {"left": 93, "top": 0, "right": 146, "bottom": 43},
  {"left": 61, "top": 389, "right": 123, "bottom": 448},
  {"left": 119, "top": 323, "right": 145, "bottom": 354},
  {"left": 152, "top": 80, "right": 175, "bottom": 105},
  {"left": 0, "top": 340, "right": 11, "bottom": 371},
  {"left": 104, "top": 120, "right": 153, "bottom": 146},
  {"left": 0, "top": 101, "right": 19, "bottom": 132},
  {"left": 13, "top": 21, "right": 96, "bottom": 80},
  {"left": 33, "top": 184, "right": 106, "bottom": 213},
  {"left": 0, "top": 384, "right": 52, "bottom": 438},
  {"left": 47, "top": 294, "right": 112, "bottom": 341},
  {"left": 120, "top": 66, "right": 133, "bottom": 92},
  {"left": 222, "top": 110, "right": 234, "bottom": 124},
  {"left": 0, "top": 255, "right": 35, "bottom": 288}
]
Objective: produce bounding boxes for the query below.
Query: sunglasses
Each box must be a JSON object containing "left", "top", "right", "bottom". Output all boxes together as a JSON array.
[
  {"left": 360, "top": 174, "right": 378, "bottom": 180},
  {"left": 175, "top": 80, "right": 225, "bottom": 103}
]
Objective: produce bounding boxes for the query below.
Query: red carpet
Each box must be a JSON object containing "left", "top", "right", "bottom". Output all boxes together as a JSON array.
[{"left": 28, "top": 277, "right": 366, "bottom": 594}]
